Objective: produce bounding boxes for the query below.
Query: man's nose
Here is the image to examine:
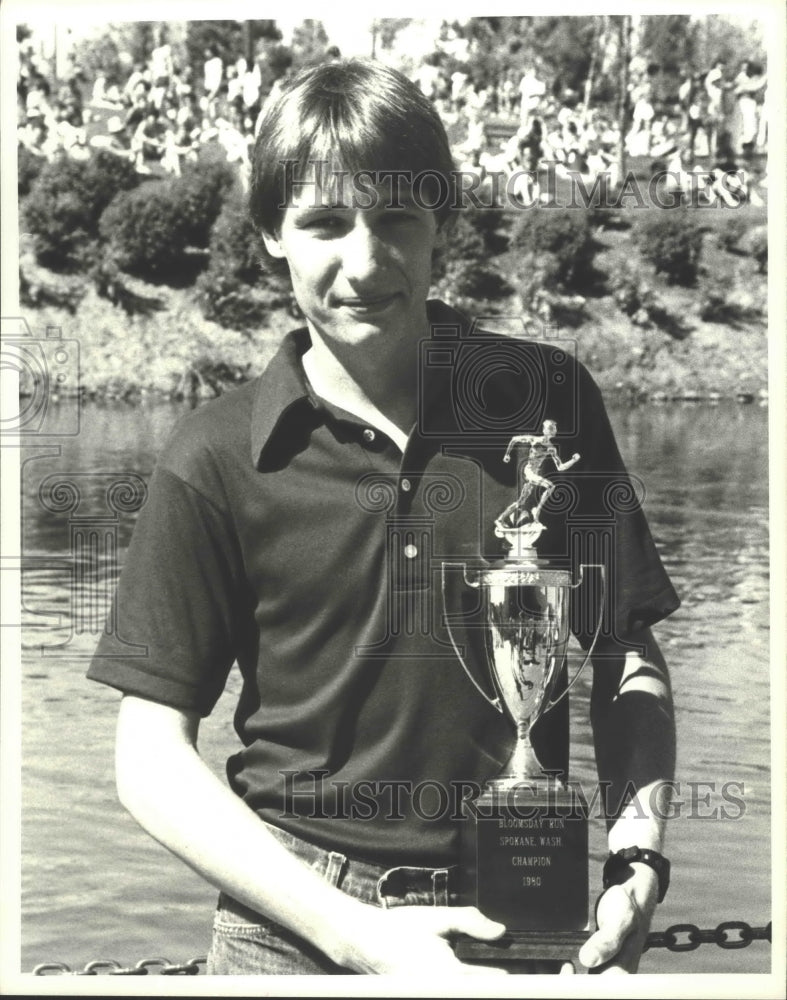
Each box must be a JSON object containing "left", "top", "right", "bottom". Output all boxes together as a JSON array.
[{"left": 340, "top": 222, "right": 384, "bottom": 282}]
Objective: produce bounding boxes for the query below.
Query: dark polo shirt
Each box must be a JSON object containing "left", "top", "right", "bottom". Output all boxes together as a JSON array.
[{"left": 88, "top": 300, "right": 679, "bottom": 866}]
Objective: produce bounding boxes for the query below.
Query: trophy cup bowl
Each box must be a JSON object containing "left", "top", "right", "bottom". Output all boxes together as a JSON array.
[{"left": 480, "top": 559, "right": 572, "bottom": 788}]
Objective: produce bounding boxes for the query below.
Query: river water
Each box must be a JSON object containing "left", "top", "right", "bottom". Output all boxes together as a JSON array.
[{"left": 17, "top": 397, "right": 773, "bottom": 976}]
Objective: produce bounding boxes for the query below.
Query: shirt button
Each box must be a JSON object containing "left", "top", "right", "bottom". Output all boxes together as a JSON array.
[
  {"left": 362, "top": 428, "right": 376, "bottom": 443},
  {"left": 403, "top": 544, "right": 418, "bottom": 559},
  {"left": 401, "top": 478, "right": 412, "bottom": 492}
]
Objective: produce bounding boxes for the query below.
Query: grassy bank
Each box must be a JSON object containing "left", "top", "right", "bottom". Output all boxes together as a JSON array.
[{"left": 18, "top": 202, "right": 768, "bottom": 405}]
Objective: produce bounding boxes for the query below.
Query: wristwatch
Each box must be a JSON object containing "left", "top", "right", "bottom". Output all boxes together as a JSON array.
[{"left": 602, "top": 846, "right": 671, "bottom": 903}]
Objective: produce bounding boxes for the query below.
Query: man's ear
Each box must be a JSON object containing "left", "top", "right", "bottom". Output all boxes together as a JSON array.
[{"left": 262, "top": 231, "right": 286, "bottom": 259}]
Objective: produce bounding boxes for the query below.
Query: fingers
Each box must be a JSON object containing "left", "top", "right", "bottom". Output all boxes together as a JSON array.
[
  {"left": 431, "top": 907, "right": 508, "bottom": 975},
  {"left": 435, "top": 905, "right": 507, "bottom": 942},
  {"left": 578, "top": 884, "right": 640, "bottom": 971}
]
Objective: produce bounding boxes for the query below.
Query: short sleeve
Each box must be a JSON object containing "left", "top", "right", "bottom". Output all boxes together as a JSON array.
[
  {"left": 87, "top": 463, "right": 250, "bottom": 716},
  {"left": 567, "top": 363, "right": 680, "bottom": 645}
]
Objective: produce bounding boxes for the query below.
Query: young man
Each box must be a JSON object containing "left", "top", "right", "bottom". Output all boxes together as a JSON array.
[{"left": 88, "top": 58, "right": 678, "bottom": 976}]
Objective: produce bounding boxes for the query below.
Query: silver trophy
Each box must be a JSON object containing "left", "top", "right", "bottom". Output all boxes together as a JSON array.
[
  {"left": 445, "top": 421, "right": 604, "bottom": 786},
  {"left": 446, "top": 423, "right": 605, "bottom": 956}
]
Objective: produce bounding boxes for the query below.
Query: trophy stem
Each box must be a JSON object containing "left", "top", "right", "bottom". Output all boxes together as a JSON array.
[{"left": 490, "top": 720, "right": 561, "bottom": 789}]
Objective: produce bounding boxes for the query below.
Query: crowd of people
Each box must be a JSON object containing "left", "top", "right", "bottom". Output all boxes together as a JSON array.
[
  {"left": 17, "top": 36, "right": 275, "bottom": 186},
  {"left": 17, "top": 29, "right": 768, "bottom": 210},
  {"left": 438, "top": 55, "right": 768, "bottom": 208}
]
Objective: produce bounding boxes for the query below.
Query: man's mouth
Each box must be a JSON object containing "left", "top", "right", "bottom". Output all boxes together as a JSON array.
[{"left": 335, "top": 293, "right": 400, "bottom": 312}]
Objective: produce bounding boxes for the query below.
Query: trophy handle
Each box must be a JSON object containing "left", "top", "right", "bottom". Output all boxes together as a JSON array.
[
  {"left": 544, "top": 563, "right": 605, "bottom": 713},
  {"left": 441, "top": 563, "right": 505, "bottom": 714}
]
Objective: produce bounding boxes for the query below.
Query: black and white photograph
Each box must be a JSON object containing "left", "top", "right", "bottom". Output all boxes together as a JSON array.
[{"left": 1, "top": 1, "right": 784, "bottom": 995}]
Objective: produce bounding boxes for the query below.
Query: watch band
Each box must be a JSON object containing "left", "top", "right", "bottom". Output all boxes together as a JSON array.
[{"left": 602, "top": 846, "right": 671, "bottom": 903}]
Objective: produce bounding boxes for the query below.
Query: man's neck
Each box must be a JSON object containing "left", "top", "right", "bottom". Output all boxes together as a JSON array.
[
  {"left": 302, "top": 326, "right": 422, "bottom": 450},
  {"left": 302, "top": 341, "right": 415, "bottom": 451}
]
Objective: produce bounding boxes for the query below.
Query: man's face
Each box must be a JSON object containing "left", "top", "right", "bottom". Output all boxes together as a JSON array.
[{"left": 263, "top": 172, "right": 441, "bottom": 353}]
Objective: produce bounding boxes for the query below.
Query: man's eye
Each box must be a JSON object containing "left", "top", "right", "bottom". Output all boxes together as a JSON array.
[{"left": 304, "top": 217, "right": 345, "bottom": 233}]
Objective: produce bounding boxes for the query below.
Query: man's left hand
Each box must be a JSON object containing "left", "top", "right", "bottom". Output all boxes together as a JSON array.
[{"left": 578, "top": 865, "right": 660, "bottom": 974}]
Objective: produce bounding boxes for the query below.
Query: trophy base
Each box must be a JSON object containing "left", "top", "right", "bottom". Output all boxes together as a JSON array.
[
  {"left": 459, "top": 782, "right": 588, "bottom": 953},
  {"left": 454, "top": 928, "right": 591, "bottom": 963}
]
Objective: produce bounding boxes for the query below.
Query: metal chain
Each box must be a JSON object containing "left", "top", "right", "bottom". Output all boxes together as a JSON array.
[
  {"left": 643, "top": 920, "right": 772, "bottom": 953},
  {"left": 33, "top": 957, "right": 206, "bottom": 975},
  {"left": 32, "top": 921, "right": 771, "bottom": 973}
]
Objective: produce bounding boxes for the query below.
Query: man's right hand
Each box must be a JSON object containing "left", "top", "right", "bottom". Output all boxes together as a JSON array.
[{"left": 332, "top": 904, "right": 509, "bottom": 975}]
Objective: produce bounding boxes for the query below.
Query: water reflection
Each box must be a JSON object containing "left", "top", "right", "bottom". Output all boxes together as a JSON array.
[{"left": 19, "top": 399, "right": 772, "bottom": 974}]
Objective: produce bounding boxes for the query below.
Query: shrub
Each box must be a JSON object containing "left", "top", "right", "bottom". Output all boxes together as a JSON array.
[
  {"left": 177, "top": 153, "right": 237, "bottom": 248},
  {"left": 204, "top": 191, "right": 263, "bottom": 284},
  {"left": 460, "top": 205, "right": 508, "bottom": 251},
  {"left": 743, "top": 224, "right": 767, "bottom": 274},
  {"left": 23, "top": 150, "right": 140, "bottom": 270},
  {"left": 509, "top": 208, "right": 595, "bottom": 289},
  {"left": 698, "top": 271, "right": 737, "bottom": 323},
  {"left": 442, "top": 210, "right": 485, "bottom": 261},
  {"left": 716, "top": 214, "right": 749, "bottom": 253},
  {"left": 452, "top": 264, "right": 511, "bottom": 300},
  {"left": 99, "top": 179, "right": 197, "bottom": 279},
  {"left": 586, "top": 203, "right": 630, "bottom": 232},
  {"left": 80, "top": 149, "right": 141, "bottom": 217},
  {"left": 432, "top": 210, "right": 513, "bottom": 307},
  {"left": 634, "top": 210, "right": 704, "bottom": 286},
  {"left": 609, "top": 263, "right": 657, "bottom": 326},
  {"left": 697, "top": 261, "right": 763, "bottom": 324},
  {"left": 17, "top": 144, "right": 44, "bottom": 197},
  {"left": 196, "top": 190, "right": 292, "bottom": 329},
  {"left": 19, "top": 265, "right": 86, "bottom": 314}
]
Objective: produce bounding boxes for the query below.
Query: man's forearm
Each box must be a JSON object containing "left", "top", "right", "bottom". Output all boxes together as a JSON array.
[
  {"left": 115, "top": 695, "right": 367, "bottom": 967},
  {"left": 591, "top": 630, "right": 676, "bottom": 829},
  {"left": 115, "top": 695, "right": 507, "bottom": 975},
  {"left": 579, "top": 630, "right": 675, "bottom": 972}
]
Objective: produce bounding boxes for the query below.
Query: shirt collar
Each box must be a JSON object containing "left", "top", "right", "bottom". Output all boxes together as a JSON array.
[
  {"left": 250, "top": 326, "right": 317, "bottom": 467},
  {"left": 249, "top": 300, "right": 471, "bottom": 467}
]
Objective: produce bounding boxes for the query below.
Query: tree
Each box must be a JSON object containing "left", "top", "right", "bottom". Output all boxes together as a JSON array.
[
  {"left": 186, "top": 20, "right": 243, "bottom": 72},
  {"left": 640, "top": 14, "right": 696, "bottom": 105},
  {"left": 371, "top": 18, "right": 412, "bottom": 58},
  {"left": 617, "top": 15, "right": 632, "bottom": 183},
  {"left": 71, "top": 22, "right": 179, "bottom": 85},
  {"left": 689, "top": 15, "right": 765, "bottom": 72},
  {"left": 124, "top": 22, "right": 158, "bottom": 67},
  {"left": 530, "top": 17, "right": 597, "bottom": 99},
  {"left": 641, "top": 15, "right": 695, "bottom": 72},
  {"left": 184, "top": 20, "right": 281, "bottom": 79},
  {"left": 432, "top": 17, "right": 599, "bottom": 106},
  {"left": 290, "top": 19, "right": 330, "bottom": 68}
]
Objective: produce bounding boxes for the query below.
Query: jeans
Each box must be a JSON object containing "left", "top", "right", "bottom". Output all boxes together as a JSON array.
[{"left": 206, "top": 819, "right": 461, "bottom": 975}]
